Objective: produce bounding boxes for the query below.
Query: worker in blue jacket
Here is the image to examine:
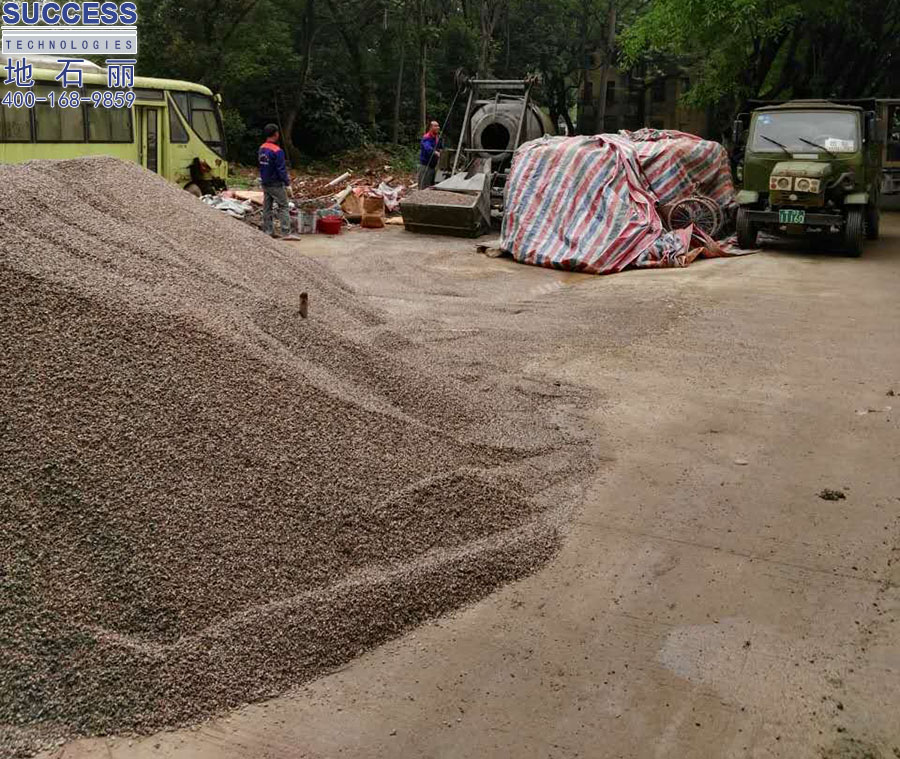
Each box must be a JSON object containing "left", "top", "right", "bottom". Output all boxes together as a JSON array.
[
  {"left": 258, "top": 124, "right": 296, "bottom": 238},
  {"left": 418, "top": 121, "right": 443, "bottom": 189}
]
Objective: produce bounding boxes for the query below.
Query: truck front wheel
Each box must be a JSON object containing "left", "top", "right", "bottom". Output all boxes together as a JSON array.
[
  {"left": 843, "top": 208, "right": 864, "bottom": 257},
  {"left": 736, "top": 207, "right": 758, "bottom": 249}
]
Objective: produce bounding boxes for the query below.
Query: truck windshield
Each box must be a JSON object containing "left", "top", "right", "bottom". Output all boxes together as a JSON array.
[{"left": 750, "top": 111, "right": 859, "bottom": 154}]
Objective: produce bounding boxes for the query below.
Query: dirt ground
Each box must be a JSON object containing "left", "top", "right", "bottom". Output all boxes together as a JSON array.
[{"left": 49, "top": 215, "right": 900, "bottom": 759}]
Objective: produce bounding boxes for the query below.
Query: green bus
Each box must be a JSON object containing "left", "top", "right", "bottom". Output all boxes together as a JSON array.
[{"left": 0, "top": 57, "right": 228, "bottom": 194}]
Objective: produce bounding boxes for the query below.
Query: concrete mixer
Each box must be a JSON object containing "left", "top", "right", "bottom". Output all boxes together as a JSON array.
[
  {"left": 467, "top": 101, "right": 551, "bottom": 161},
  {"left": 401, "top": 75, "right": 552, "bottom": 237}
]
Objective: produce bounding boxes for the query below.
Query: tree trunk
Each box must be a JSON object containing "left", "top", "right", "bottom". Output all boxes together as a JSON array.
[
  {"left": 562, "top": 107, "right": 576, "bottom": 136},
  {"left": 478, "top": 0, "right": 504, "bottom": 76},
  {"left": 418, "top": 0, "right": 427, "bottom": 131},
  {"left": 282, "top": 107, "right": 300, "bottom": 164},
  {"left": 576, "top": 0, "right": 591, "bottom": 133},
  {"left": 364, "top": 74, "right": 377, "bottom": 131},
  {"left": 392, "top": 7, "right": 407, "bottom": 143},
  {"left": 594, "top": 2, "right": 617, "bottom": 134},
  {"left": 281, "top": 0, "right": 316, "bottom": 164}
]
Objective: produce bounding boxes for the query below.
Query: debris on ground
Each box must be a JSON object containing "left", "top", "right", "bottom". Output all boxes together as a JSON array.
[
  {"left": 819, "top": 489, "right": 847, "bottom": 501},
  {"left": 856, "top": 406, "right": 892, "bottom": 415},
  {"left": 201, "top": 194, "right": 253, "bottom": 219},
  {"left": 326, "top": 170, "right": 352, "bottom": 188},
  {"left": 289, "top": 171, "right": 408, "bottom": 226},
  {"left": 223, "top": 162, "right": 411, "bottom": 233},
  {"left": 361, "top": 194, "right": 386, "bottom": 229},
  {"left": 229, "top": 189, "right": 264, "bottom": 205},
  {"left": 0, "top": 156, "right": 580, "bottom": 758},
  {"left": 476, "top": 242, "right": 508, "bottom": 259}
]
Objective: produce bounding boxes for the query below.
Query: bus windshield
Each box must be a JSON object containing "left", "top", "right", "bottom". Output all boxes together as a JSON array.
[
  {"left": 750, "top": 111, "right": 859, "bottom": 154},
  {"left": 170, "top": 91, "right": 225, "bottom": 156}
]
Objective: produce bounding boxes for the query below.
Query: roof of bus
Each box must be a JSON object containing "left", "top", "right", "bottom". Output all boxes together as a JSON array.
[{"left": 31, "top": 67, "right": 214, "bottom": 96}]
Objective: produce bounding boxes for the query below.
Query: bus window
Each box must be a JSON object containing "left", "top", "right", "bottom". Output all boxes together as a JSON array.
[
  {"left": 170, "top": 91, "right": 189, "bottom": 122},
  {"left": 190, "top": 93, "right": 224, "bottom": 155},
  {"left": 34, "top": 85, "right": 85, "bottom": 142},
  {"left": 168, "top": 95, "right": 189, "bottom": 143},
  {"left": 0, "top": 85, "right": 32, "bottom": 142},
  {"left": 86, "top": 90, "right": 132, "bottom": 142},
  {"left": 133, "top": 88, "right": 164, "bottom": 101}
]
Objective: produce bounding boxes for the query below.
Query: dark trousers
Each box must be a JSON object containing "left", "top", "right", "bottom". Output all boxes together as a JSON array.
[
  {"left": 417, "top": 163, "right": 436, "bottom": 189},
  {"left": 262, "top": 184, "right": 291, "bottom": 235}
]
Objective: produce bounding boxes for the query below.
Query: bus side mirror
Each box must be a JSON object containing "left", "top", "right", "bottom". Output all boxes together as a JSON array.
[{"left": 215, "top": 93, "right": 223, "bottom": 104}]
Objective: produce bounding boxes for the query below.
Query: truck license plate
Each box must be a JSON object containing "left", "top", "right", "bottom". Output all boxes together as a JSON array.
[{"left": 779, "top": 209, "right": 806, "bottom": 224}]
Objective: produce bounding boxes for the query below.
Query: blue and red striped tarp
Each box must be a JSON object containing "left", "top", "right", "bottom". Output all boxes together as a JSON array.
[
  {"left": 624, "top": 129, "right": 735, "bottom": 210},
  {"left": 500, "top": 131, "right": 737, "bottom": 275}
]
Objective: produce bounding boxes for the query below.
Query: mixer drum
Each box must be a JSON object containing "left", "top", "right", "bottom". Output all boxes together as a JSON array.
[{"left": 469, "top": 102, "right": 551, "bottom": 161}]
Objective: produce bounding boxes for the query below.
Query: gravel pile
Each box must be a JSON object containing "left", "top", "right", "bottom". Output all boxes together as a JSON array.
[
  {"left": 404, "top": 189, "right": 478, "bottom": 206},
  {"left": 0, "top": 157, "right": 572, "bottom": 757}
]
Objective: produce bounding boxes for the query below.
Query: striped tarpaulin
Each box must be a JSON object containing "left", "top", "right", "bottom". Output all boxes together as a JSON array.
[
  {"left": 500, "top": 131, "right": 738, "bottom": 275},
  {"left": 624, "top": 129, "right": 736, "bottom": 210}
]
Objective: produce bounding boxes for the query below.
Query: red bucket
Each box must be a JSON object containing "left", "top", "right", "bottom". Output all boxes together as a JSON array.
[{"left": 317, "top": 216, "right": 343, "bottom": 235}]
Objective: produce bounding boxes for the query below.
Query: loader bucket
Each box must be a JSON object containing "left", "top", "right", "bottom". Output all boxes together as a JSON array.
[{"left": 400, "top": 167, "right": 492, "bottom": 238}]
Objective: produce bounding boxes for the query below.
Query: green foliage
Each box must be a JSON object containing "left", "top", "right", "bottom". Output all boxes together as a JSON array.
[
  {"left": 220, "top": 107, "right": 251, "bottom": 160},
  {"left": 132, "top": 0, "right": 898, "bottom": 162},
  {"left": 621, "top": 0, "right": 900, "bottom": 113},
  {"left": 134, "top": 0, "right": 593, "bottom": 162},
  {"left": 293, "top": 84, "right": 369, "bottom": 157}
]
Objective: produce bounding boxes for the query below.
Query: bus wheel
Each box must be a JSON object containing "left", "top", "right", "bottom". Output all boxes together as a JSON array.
[{"left": 184, "top": 183, "right": 203, "bottom": 198}]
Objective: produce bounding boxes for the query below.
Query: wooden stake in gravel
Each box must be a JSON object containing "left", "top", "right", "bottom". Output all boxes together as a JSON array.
[{"left": 300, "top": 292, "right": 309, "bottom": 319}]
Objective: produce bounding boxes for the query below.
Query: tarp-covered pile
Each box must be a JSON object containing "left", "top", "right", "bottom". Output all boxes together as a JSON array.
[{"left": 500, "top": 129, "right": 738, "bottom": 274}]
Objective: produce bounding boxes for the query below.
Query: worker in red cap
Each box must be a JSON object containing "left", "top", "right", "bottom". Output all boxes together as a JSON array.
[{"left": 418, "top": 121, "right": 443, "bottom": 189}]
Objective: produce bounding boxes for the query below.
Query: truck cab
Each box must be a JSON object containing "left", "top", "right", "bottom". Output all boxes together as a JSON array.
[{"left": 733, "top": 100, "right": 881, "bottom": 256}]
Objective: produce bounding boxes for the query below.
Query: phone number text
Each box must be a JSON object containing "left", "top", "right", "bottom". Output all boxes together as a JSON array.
[{"left": 2, "top": 90, "right": 136, "bottom": 109}]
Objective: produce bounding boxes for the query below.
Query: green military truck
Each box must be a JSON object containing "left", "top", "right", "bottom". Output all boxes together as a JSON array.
[{"left": 733, "top": 100, "right": 882, "bottom": 256}]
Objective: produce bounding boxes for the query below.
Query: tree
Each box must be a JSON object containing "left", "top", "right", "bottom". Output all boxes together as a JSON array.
[
  {"left": 477, "top": 0, "right": 506, "bottom": 74},
  {"left": 620, "top": 0, "right": 900, "bottom": 127}
]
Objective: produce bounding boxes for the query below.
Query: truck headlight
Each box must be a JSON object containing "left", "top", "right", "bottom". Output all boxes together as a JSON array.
[
  {"left": 795, "top": 178, "right": 811, "bottom": 192},
  {"left": 770, "top": 176, "right": 792, "bottom": 191}
]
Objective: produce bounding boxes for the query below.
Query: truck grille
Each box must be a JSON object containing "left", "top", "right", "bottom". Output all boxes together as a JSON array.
[{"left": 771, "top": 191, "right": 822, "bottom": 207}]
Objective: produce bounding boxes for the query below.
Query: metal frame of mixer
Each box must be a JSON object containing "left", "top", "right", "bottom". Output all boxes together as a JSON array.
[{"left": 449, "top": 74, "right": 538, "bottom": 206}]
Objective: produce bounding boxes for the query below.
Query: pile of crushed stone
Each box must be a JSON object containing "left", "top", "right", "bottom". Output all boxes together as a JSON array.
[
  {"left": 0, "top": 158, "right": 579, "bottom": 757},
  {"left": 404, "top": 188, "right": 477, "bottom": 206}
]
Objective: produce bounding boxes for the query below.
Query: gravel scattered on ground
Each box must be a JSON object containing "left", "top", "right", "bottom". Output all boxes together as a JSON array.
[
  {"left": 0, "top": 157, "right": 582, "bottom": 757},
  {"left": 819, "top": 489, "right": 847, "bottom": 501},
  {"left": 404, "top": 189, "right": 478, "bottom": 206}
]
